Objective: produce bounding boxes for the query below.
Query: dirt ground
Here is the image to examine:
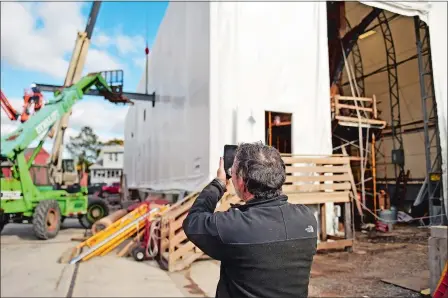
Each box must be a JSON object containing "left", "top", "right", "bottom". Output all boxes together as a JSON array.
[{"left": 308, "top": 225, "right": 429, "bottom": 297}]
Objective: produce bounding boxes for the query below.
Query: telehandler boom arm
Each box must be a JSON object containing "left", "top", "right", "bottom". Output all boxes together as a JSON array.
[{"left": 1, "top": 72, "right": 124, "bottom": 161}]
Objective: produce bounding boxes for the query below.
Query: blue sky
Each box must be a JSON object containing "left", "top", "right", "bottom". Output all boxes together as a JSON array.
[{"left": 1, "top": 1, "right": 168, "bottom": 155}]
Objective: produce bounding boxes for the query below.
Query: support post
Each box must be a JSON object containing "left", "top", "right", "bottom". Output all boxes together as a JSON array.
[{"left": 414, "top": 16, "right": 444, "bottom": 225}]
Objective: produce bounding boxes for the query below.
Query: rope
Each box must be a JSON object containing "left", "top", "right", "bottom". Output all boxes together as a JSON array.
[
  {"left": 145, "top": 218, "right": 162, "bottom": 258},
  {"left": 342, "top": 42, "right": 366, "bottom": 224}
]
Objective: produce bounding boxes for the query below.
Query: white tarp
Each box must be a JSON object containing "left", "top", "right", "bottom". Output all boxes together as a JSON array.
[{"left": 359, "top": 1, "right": 448, "bottom": 219}]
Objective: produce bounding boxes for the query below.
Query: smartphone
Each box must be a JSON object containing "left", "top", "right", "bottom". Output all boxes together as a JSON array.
[{"left": 223, "top": 145, "right": 238, "bottom": 179}]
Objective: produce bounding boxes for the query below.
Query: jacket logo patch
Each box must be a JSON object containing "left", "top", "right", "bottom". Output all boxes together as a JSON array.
[{"left": 305, "top": 225, "right": 314, "bottom": 233}]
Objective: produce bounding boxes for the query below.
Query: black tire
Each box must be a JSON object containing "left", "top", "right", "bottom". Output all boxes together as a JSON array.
[
  {"left": 78, "top": 198, "right": 109, "bottom": 229},
  {"left": 132, "top": 245, "right": 146, "bottom": 262},
  {"left": 0, "top": 221, "right": 6, "bottom": 233},
  {"left": 0, "top": 211, "right": 7, "bottom": 233},
  {"left": 33, "top": 200, "right": 61, "bottom": 240}
]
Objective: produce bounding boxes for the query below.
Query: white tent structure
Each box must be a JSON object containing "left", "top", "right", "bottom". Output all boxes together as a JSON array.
[{"left": 124, "top": 1, "right": 447, "bottom": 221}]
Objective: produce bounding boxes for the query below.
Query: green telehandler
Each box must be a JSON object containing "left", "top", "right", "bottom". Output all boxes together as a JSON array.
[{"left": 0, "top": 71, "right": 130, "bottom": 239}]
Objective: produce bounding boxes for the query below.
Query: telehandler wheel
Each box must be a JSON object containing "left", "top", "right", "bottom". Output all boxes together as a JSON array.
[
  {"left": 33, "top": 200, "right": 61, "bottom": 240},
  {"left": 78, "top": 198, "right": 109, "bottom": 229},
  {"left": 0, "top": 211, "right": 7, "bottom": 233}
]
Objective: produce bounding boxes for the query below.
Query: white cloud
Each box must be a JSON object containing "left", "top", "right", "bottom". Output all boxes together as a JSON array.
[
  {"left": 69, "top": 98, "right": 128, "bottom": 136},
  {"left": 84, "top": 49, "right": 125, "bottom": 74},
  {"left": 92, "top": 32, "right": 112, "bottom": 48},
  {"left": 92, "top": 28, "right": 146, "bottom": 57},
  {"left": 115, "top": 34, "right": 146, "bottom": 55},
  {"left": 133, "top": 57, "right": 146, "bottom": 69},
  {"left": 0, "top": 2, "right": 125, "bottom": 80}
]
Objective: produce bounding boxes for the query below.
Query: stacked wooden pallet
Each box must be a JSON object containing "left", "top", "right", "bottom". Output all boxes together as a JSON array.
[{"left": 157, "top": 190, "right": 240, "bottom": 272}]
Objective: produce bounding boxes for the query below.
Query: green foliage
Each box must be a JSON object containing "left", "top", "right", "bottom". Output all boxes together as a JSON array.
[
  {"left": 67, "top": 126, "right": 102, "bottom": 171},
  {"left": 103, "top": 138, "right": 124, "bottom": 146}
]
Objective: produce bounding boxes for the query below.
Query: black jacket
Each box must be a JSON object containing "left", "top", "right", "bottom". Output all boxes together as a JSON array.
[{"left": 183, "top": 179, "right": 318, "bottom": 298}]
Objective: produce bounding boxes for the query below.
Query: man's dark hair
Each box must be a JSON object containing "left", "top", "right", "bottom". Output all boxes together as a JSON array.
[{"left": 233, "top": 142, "right": 286, "bottom": 198}]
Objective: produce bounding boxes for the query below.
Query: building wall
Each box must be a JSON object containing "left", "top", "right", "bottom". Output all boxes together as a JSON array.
[
  {"left": 1, "top": 148, "right": 50, "bottom": 185},
  {"left": 125, "top": 2, "right": 211, "bottom": 191},
  {"left": 90, "top": 168, "right": 122, "bottom": 185},
  {"left": 90, "top": 145, "right": 124, "bottom": 185}
]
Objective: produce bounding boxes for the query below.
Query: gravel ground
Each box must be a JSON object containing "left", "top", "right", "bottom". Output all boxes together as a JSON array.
[{"left": 308, "top": 225, "right": 429, "bottom": 297}]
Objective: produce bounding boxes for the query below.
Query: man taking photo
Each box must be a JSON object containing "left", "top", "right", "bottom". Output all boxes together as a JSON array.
[{"left": 183, "top": 142, "right": 318, "bottom": 298}]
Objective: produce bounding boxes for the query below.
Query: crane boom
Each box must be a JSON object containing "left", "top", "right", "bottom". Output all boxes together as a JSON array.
[{"left": 48, "top": 2, "right": 102, "bottom": 186}]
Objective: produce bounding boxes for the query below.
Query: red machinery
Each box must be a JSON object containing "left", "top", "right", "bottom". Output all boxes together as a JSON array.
[
  {"left": 1, "top": 88, "right": 45, "bottom": 123},
  {"left": 1, "top": 90, "right": 20, "bottom": 121}
]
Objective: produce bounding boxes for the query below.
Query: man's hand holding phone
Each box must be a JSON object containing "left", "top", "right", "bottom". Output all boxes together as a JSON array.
[{"left": 217, "top": 157, "right": 228, "bottom": 186}]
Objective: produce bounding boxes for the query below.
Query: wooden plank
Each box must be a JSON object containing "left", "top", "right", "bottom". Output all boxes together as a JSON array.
[
  {"left": 167, "top": 192, "right": 198, "bottom": 211},
  {"left": 282, "top": 157, "right": 350, "bottom": 165},
  {"left": 285, "top": 174, "right": 351, "bottom": 183},
  {"left": 170, "top": 241, "right": 196, "bottom": 263},
  {"left": 171, "top": 213, "right": 188, "bottom": 232},
  {"left": 320, "top": 204, "right": 327, "bottom": 241},
  {"left": 280, "top": 153, "right": 347, "bottom": 157},
  {"left": 381, "top": 270, "right": 430, "bottom": 292},
  {"left": 169, "top": 199, "right": 195, "bottom": 219},
  {"left": 344, "top": 202, "right": 353, "bottom": 240},
  {"left": 335, "top": 95, "right": 373, "bottom": 102},
  {"left": 170, "top": 230, "right": 187, "bottom": 248},
  {"left": 335, "top": 115, "right": 386, "bottom": 126},
  {"left": 172, "top": 252, "right": 204, "bottom": 272},
  {"left": 168, "top": 218, "right": 176, "bottom": 255},
  {"left": 285, "top": 166, "right": 350, "bottom": 174},
  {"left": 317, "top": 239, "right": 353, "bottom": 250},
  {"left": 283, "top": 182, "right": 351, "bottom": 192},
  {"left": 373, "top": 94, "right": 378, "bottom": 118},
  {"left": 287, "top": 192, "right": 350, "bottom": 204},
  {"left": 337, "top": 103, "right": 373, "bottom": 112}
]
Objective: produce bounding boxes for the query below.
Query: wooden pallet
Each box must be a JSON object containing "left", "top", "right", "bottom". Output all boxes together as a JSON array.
[
  {"left": 331, "top": 94, "right": 386, "bottom": 129},
  {"left": 281, "top": 154, "right": 356, "bottom": 251},
  {"left": 157, "top": 190, "right": 240, "bottom": 272}
]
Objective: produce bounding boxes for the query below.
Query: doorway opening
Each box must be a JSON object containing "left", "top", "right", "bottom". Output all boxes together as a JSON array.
[{"left": 265, "top": 111, "right": 292, "bottom": 154}]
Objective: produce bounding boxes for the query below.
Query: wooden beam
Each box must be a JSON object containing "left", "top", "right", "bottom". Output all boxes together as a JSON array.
[
  {"left": 287, "top": 192, "right": 350, "bottom": 204},
  {"left": 283, "top": 182, "right": 351, "bottom": 192}
]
